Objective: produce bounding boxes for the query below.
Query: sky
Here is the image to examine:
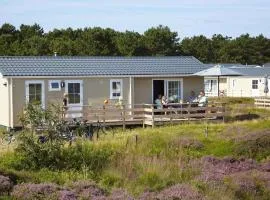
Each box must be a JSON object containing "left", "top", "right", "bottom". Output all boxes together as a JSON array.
[{"left": 1, "top": 0, "right": 270, "bottom": 38}]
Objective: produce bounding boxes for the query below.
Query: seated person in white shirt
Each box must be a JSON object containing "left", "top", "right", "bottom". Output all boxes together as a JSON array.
[{"left": 198, "top": 91, "right": 208, "bottom": 107}]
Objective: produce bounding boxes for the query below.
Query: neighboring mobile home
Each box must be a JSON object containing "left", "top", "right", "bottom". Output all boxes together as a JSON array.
[
  {"left": 203, "top": 64, "right": 270, "bottom": 97},
  {"left": 0, "top": 56, "right": 205, "bottom": 128}
]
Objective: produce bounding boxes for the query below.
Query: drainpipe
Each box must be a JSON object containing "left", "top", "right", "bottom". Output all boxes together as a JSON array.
[
  {"left": 129, "top": 76, "right": 133, "bottom": 108},
  {"left": 7, "top": 78, "right": 13, "bottom": 130},
  {"left": 9, "top": 78, "right": 13, "bottom": 128}
]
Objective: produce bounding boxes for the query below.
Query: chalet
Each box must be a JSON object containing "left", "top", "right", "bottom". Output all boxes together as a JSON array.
[{"left": 0, "top": 56, "right": 206, "bottom": 128}]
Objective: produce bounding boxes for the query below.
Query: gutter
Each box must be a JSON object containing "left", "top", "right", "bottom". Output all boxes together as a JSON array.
[{"left": 2, "top": 74, "right": 200, "bottom": 79}]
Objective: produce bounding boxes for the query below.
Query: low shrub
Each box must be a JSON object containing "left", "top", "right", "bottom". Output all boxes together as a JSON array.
[
  {"left": 70, "top": 180, "right": 107, "bottom": 199},
  {"left": 156, "top": 184, "right": 202, "bottom": 200},
  {"left": 225, "top": 170, "right": 270, "bottom": 200},
  {"left": 194, "top": 156, "right": 258, "bottom": 182},
  {"left": 15, "top": 132, "right": 63, "bottom": 170},
  {"left": 62, "top": 142, "right": 115, "bottom": 172},
  {"left": 0, "top": 175, "right": 13, "bottom": 195},
  {"left": 234, "top": 130, "right": 270, "bottom": 160},
  {"left": 58, "top": 190, "right": 77, "bottom": 200},
  {"left": 108, "top": 188, "right": 134, "bottom": 200},
  {"left": 11, "top": 183, "right": 61, "bottom": 200}
]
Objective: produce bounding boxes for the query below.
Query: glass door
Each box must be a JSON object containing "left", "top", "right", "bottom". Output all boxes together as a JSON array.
[{"left": 165, "top": 80, "right": 182, "bottom": 103}]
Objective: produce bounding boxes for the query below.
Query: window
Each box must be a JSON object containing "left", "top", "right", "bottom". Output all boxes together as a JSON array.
[
  {"left": 25, "top": 80, "right": 44, "bottom": 107},
  {"left": 167, "top": 81, "right": 181, "bottom": 102},
  {"left": 110, "top": 79, "right": 122, "bottom": 99},
  {"left": 67, "top": 82, "right": 81, "bottom": 104},
  {"left": 252, "top": 80, "right": 258, "bottom": 89},
  {"left": 49, "top": 80, "right": 61, "bottom": 91},
  {"left": 205, "top": 79, "right": 217, "bottom": 92}
]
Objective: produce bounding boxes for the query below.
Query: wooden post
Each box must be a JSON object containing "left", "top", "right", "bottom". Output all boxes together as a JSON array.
[
  {"left": 151, "top": 105, "right": 155, "bottom": 128},
  {"left": 122, "top": 105, "right": 126, "bottom": 130},
  {"left": 102, "top": 105, "right": 106, "bottom": 125}
]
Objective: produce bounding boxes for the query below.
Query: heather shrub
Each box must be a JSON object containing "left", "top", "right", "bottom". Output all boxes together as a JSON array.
[
  {"left": 194, "top": 156, "right": 258, "bottom": 182},
  {"left": 58, "top": 190, "right": 77, "bottom": 200},
  {"left": 108, "top": 188, "right": 134, "bottom": 200},
  {"left": 0, "top": 175, "right": 13, "bottom": 195},
  {"left": 11, "top": 183, "right": 61, "bottom": 200},
  {"left": 225, "top": 171, "right": 270, "bottom": 200},
  {"left": 234, "top": 130, "right": 270, "bottom": 160},
  {"left": 156, "top": 184, "right": 203, "bottom": 200}
]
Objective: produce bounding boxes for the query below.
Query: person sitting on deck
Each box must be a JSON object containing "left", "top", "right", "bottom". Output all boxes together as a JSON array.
[
  {"left": 155, "top": 94, "right": 163, "bottom": 109},
  {"left": 188, "top": 90, "right": 197, "bottom": 103},
  {"left": 162, "top": 96, "right": 168, "bottom": 108},
  {"left": 168, "top": 95, "right": 178, "bottom": 103},
  {"left": 198, "top": 91, "right": 208, "bottom": 107}
]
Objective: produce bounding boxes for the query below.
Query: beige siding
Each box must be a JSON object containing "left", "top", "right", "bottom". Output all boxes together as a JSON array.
[
  {"left": 227, "top": 77, "right": 265, "bottom": 97},
  {"left": 12, "top": 77, "right": 131, "bottom": 126},
  {"left": 183, "top": 77, "right": 204, "bottom": 101},
  {"left": 134, "top": 76, "right": 204, "bottom": 104},
  {"left": 0, "top": 77, "right": 10, "bottom": 127},
  {"left": 134, "top": 78, "right": 153, "bottom": 104}
]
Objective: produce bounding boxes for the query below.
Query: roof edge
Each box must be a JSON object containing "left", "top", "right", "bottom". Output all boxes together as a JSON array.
[{"left": 3, "top": 74, "right": 195, "bottom": 78}]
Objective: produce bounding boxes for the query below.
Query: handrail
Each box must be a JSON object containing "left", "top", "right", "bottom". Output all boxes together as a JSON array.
[{"left": 63, "top": 103, "right": 226, "bottom": 128}]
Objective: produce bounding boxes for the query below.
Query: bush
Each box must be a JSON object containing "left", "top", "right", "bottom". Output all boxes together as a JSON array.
[
  {"left": 234, "top": 130, "right": 270, "bottom": 160},
  {"left": 225, "top": 171, "right": 270, "bottom": 200},
  {"left": 62, "top": 142, "right": 115, "bottom": 172},
  {"left": 0, "top": 175, "right": 13, "bottom": 195},
  {"left": 70, "top": 180, "right": 106, "bottom": 199},
  {"left": 156, "top": 184, "right": 202, "bottom": 200},
  {"left": 15, "top": 132, "right": 63, "bottom": 170},
  {"left": 108, "top": 188, "right": 134, "bottom": 200},
  {"left": 58, "top": 190, "right": 77, "bottom": 200},
  {"left": 11, "top": 183, "right": 61, "bottom": 200}
]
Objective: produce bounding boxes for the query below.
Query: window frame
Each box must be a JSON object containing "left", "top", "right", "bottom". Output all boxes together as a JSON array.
[
  {"left": 65, "top": 80, "right": 83, "bottom": 106},
  {"left": 252, "top": 80, "right": 259, "bottom": 89},
  {"left": 110, "top": 79, "right": 123, "bottom": 99},
  {"left": 25, "top": 80, "right": 45, "bottom": 108},
  {"left": 166, "top": 80, "right": 182, "bottom": 102},
  {"left": 48, "top": 80, "right": 61, "bottom": 91}
]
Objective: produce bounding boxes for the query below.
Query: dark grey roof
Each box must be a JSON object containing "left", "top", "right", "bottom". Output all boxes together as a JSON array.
[
  {"left": 0, "top": 56, "right": 205, "bottom": 77},
  {"left": 230, "top": 67, "right": 270, "bottom": 76}
]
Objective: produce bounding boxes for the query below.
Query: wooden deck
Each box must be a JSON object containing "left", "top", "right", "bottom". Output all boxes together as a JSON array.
[
  {"left": 64, "top": 103, "right": 226, "bottom": 128},
  {"left": 255, "top": 97, "right": 270, "bottom": 109}
]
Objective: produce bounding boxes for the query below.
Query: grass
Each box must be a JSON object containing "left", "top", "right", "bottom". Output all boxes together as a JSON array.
[{"left": 1, "top": 99, "right": 270, "bottom": 199}]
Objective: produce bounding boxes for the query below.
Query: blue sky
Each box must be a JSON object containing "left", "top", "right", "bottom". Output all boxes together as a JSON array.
[{"left": 1, "top": 0, "right": 269, "bottom": 38}]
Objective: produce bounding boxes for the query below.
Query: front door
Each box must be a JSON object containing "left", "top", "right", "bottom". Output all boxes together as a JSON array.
[
  {"left": 153, "top": 80, "right": 164, "bottom": 103},
  {"left": 25, "top": 80, "right": 45, "bottom": 108},
  {"left": 65, "top": 80, "right": 83, "bottom": 118}
]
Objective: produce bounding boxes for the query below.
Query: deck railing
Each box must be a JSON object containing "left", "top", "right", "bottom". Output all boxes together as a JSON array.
[
  {"left": 254, "top": 97, "right": 270, "bottom": 109},
  {"left": 64, "top": 102, "right": 226, "bottom": 128}
]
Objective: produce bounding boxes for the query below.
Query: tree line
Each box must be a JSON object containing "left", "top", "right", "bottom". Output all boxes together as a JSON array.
[{"left": 0, "top": 23, "right": 269, "bottom": 65}]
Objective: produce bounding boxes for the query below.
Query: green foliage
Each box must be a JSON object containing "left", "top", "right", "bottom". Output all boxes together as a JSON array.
[
  {"left": 15, "top": 132, "right": 63, "bottom": 170},
  {"left": 1, "top": 23, "right": 269, "bottom": 64},
  {"left": 234, "top": 131, "right": 270, "bottom": 161}
]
